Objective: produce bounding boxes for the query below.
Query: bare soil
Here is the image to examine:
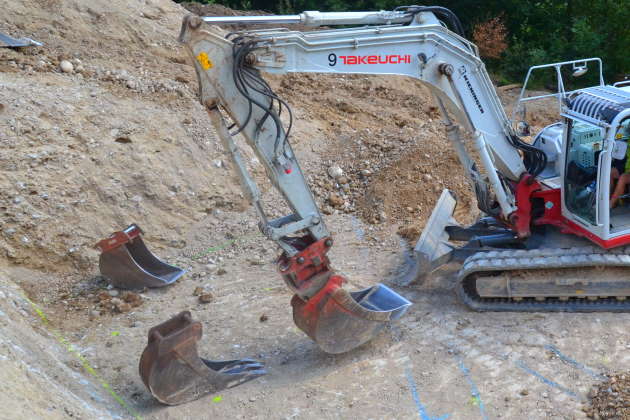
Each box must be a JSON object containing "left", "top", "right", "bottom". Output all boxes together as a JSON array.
[{"left": 1, "top": 1, "right": 629, "bottom": 419}]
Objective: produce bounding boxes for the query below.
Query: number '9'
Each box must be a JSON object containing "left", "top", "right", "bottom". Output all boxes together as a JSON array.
[{"left": 328, "top": 53, "right": 337, "bottom": 66}]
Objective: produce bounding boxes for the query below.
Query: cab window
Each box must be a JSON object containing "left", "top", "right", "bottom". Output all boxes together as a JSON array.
[{"left": 564, "top": 119, "right": 602, "bottom": 224}]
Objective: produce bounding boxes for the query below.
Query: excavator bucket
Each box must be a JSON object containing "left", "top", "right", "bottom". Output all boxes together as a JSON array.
[
  {"left": 95, "top": 224, "right": 184, "bottom": 289},
  {"left": 291, "top": 278, "right": 411, "bottom": 354},
  {"left": 139, "top": 311, "right": 266, "bottom": 406},
  {"left": 279, "top": 238, "right": 411, "bottom": 354},
  {"left": 398, "top": 189, "right": 460, "bottom": 286}
]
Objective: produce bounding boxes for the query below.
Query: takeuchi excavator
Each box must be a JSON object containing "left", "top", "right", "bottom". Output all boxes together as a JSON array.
[{"left": 178, "top": 6, "right": 630, "bottom": 354}]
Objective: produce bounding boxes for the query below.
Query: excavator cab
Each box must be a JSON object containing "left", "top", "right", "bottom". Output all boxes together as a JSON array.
[
  {"left": 560, "top": 92, "right": 630, "bottom": 243},
  {"left": 515, "top": 59, "right": 630, "bottom": 246}
]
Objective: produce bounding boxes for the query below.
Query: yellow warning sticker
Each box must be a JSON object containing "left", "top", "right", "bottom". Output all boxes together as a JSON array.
[{"left": 196, "top": 52, "right": 213, "bottom": 70}]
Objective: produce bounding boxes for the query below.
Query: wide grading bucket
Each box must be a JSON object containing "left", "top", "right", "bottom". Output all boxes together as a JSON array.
[{"left": 96, "top": 224, "right": 185, "bottom": 289}]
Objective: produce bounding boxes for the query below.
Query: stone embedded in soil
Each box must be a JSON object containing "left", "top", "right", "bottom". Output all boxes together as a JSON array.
[
  {"left": 327, "top": 165, "right": 343, "bottom": 179},
  {"left": 116, "top": 302, "right": 132, "bottom": 313},
  {"left": 108, "top": 297, "right": 131, "bottom": 313},
  {"left": 337, "top": 176, "right": 349, "bottom": 184},
  {"left": 248, "top": 257, "right": 264, "bottom": 266},
  {"left": 121, "top": 291, "right": 142, "bottom": 307},
  {"left": 59, "top": 60, "right": 74, "bottom": 73},
  {"left": 198, "top": 293, "right": 214, "bottom": 304},
  {"left": 96, "top": 291, "right": 112, "bottom": 302},
  {"left": 328, "top": 193, "right": 344, "bottom": 208},
  {"left": 259, "top": 314, "right": 268, "bottom": 322}
]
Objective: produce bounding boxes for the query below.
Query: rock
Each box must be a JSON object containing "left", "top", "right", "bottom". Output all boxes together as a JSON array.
[
  {"left": 199, "top": 293, "right": 214, "bottom": 304},
  {"left": 96, "top": 291, "right": 111, "bottom": 302},
  {"left": 108, "top": 289, "right": 119, "bottom": 297},
  {"left": 193, "top": 286, "right": 204, "bottom": 296},
  {"left": 248, "top": 257, "right": 264, "bottom": 266},
  {"left": 121, "top": 291, "right": 142, "bottom": 307},
  {"left": 217, "top": 268, "right": 227, "bottom": 275},
  {"left": 328, "top": 193, "right": 344, "bottom": 208},
  {"left": 59, "top": 60, "right": 74, "bottom": 73},
  {"left": 116, "top": 302, "right": 132, "bottom": 313},
  {"left": 259, "top": 314, "right": 268, "bottom": 322},
  {"left": 520, "top": 389, "right": 529, "bottom": 396},
  {"left": 327, "top": 165, "right": 343, "bottom": 179}
]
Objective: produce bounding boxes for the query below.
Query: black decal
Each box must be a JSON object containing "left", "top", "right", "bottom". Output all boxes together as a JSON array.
[
  {"left": 463, "top": 73, "right": 485, "bottom": 114},
  {"left": 328, "top": 53, "right": 337, "bottom": 67}
]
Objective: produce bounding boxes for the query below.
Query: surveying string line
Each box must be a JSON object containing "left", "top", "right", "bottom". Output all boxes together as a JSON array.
[
  {"left": 182, "top": 232, "right": 258, "bottom": 261},
  {"left": 22, "top": 295, "right": 143, "bottom": 420}
]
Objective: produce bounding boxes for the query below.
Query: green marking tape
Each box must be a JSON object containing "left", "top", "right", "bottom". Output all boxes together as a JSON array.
[
  {"left": 189, "top": 233, "right": 257, "bottom": 261},
  {"left": 212, "top": 396, "right": 223, "bottom": 403},
  {"left": 23, "top": 295, "right": 143, "bottom": 420},
  {"left": 111, "top": 331, "right": 120, "bottom": 337}
]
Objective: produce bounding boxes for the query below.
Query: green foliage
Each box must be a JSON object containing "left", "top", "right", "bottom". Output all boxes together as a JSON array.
[{"left": 190, "top": 0, "right": 630, "bottom": 82}]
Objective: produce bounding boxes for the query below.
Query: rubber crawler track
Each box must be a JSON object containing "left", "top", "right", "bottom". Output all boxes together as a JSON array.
[{"left": 457, "top": 246, "right": 630, "bottom": 312}]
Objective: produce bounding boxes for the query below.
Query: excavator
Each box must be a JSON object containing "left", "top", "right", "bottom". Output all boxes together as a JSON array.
[{"left": 173, "top": 7, "right": 630, "bottom": 357}]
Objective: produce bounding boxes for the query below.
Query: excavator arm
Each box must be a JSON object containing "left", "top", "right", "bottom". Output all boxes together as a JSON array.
[{"left": 177, "top": 7, "right": 544, "bottom": 354}]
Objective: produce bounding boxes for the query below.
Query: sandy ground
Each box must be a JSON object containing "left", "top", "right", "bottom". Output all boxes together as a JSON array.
[{"left": 1, "top": 0, "right": 628, "bottom": 419}]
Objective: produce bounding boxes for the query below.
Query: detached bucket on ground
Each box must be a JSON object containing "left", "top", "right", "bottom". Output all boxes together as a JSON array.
[
  {"left": 95, "top": 224, "right": 184, "bottom": 289},
  {"left": 139, "top": 311, "right": 266, "bottom": 405}
]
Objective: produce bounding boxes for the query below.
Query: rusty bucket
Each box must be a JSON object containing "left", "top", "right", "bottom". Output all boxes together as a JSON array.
[
  {"left": 291, "top": 276, "right": 411, "bottom": 354},
  {"left": 139, "top": 311, "right": 266, "bottom": 405},
  {"left": 96, "top": 224, "right": 184, "bottom": 289}
]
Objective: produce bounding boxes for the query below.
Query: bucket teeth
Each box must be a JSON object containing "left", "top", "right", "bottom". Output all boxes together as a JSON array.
[{"left": 139, "top": 311, "right": 266, "bottom": 406}]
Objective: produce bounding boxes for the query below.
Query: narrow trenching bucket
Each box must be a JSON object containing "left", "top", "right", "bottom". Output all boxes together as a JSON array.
[
  {"left": 291, "top": 275, "right": 412, "bottom": 354},
  {"left": 95, "top": 224, "right": 184, "bottom": 289},
  {"left": 139, "top": 311, "right": 266, "bottom": 406}
]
